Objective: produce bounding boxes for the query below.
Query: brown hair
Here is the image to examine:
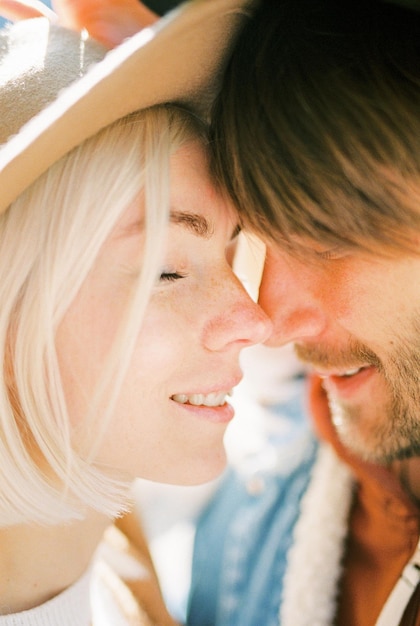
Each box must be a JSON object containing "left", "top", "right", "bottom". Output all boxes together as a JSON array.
[{"left": 211, "top": 0, "right": 420, "bottom": 255}]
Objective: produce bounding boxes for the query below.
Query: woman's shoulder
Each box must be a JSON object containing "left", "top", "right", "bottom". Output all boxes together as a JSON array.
[{"left": 92, "top": 514, "right": 179, "bottom": 626}]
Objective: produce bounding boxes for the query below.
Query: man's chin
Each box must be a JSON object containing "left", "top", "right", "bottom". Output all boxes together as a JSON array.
[{"left": 335, "top": 423, "right": 418, "bottom": 465}]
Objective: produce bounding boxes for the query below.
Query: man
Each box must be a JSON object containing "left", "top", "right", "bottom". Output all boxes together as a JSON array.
[{"left": 189, "top": 0, "right": 420, "bottom": 625}]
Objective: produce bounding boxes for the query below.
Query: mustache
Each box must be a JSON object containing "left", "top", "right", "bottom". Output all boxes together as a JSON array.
[{"left": 294, "top": 341, "right": 381, "bottom": 370}]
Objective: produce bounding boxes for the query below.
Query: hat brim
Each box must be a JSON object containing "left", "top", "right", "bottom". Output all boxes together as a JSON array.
[{"left": 0, "top": 0, "right": 252, "bottom": 214}]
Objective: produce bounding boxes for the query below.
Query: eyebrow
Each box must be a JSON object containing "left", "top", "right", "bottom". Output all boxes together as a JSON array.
[
  {"left": 120, "top": 210, "right": 241, "bottom": 241},
  {"left": 170, "top": 211, "right": 213, "bottom": 239},
  {"left": 171, "top": 211, "right": 241, "bottom": 241}
]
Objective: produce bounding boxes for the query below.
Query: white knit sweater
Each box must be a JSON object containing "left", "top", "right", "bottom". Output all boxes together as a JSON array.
[{"left": 0, "top": 569, "right": 91, "bottom": 626}]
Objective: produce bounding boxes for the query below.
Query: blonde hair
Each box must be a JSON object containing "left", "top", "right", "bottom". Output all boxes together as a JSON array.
[{"left": 0, "top": 104, "right": 206, "bottom": 526}]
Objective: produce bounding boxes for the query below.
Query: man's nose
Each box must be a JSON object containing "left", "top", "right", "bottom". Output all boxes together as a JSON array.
[{"left": 258, "top": 251, "right": 326, "bottom": 347}]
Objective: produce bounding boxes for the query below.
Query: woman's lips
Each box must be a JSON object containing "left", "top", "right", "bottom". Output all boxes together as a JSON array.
[{"left": 170, "top": 396, "right": 235, "bottom": 423}]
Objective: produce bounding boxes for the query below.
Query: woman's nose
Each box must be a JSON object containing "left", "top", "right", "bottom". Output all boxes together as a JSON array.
[{"left": 202, "top": 275, "right": 272, "bottom": 352}]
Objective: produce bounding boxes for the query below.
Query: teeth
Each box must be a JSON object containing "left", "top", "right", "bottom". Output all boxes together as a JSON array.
[
  {"left": 172, "top": 391, "right": 230, "bottom": 407},
  {"left": 342, "top": 367, "right": 363, "bottom": 377},
  {"left": 202, "top": 392, "right": 228, "bottom": 407},
  {"left": 172, "top": 394, "right": 188, "bottom": 404},
  {"left": 319, "top": 367, "right": 364, "bottom": 379},
  {"left": 189, "top": 394, "right": 206, "bottom": 406}
]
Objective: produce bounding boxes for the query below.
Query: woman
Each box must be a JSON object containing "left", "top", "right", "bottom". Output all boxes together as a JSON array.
[{"left": 0, "top": 4, "right": 270, "bottom": 624}]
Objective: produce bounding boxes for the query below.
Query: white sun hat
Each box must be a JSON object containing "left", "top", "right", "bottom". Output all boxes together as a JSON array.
[{"left": 0, "top": 0, "right": 254, "bottom": 213}]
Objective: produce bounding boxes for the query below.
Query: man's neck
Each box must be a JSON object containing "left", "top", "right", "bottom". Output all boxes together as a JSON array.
[
  {"left": 0, "top": 511, "right": 109, "bottom": 615},
  {"left": 391, "top": 457, "right": 420, "bottom": 505}
]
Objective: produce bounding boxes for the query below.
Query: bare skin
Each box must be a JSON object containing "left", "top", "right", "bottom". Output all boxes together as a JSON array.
[{"left": 0, "top": 512, "right": 108, "bottom": 613}]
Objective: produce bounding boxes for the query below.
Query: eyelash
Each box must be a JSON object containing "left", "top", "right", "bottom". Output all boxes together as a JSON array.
[
  {"left": 159, "top": 271, "right": 186, "bottom": 282},
  {"left": 315, "top": 247, "right": 345, "bottom": 260}
]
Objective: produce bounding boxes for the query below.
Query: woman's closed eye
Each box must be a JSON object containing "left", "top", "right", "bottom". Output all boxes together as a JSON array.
[{"left": 159, "top": 270, "right": 187, "bottom": 282}]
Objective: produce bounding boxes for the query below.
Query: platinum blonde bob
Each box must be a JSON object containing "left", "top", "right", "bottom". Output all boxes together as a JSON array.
[{"left": 0, "top": 104, "right": 206, "bottom": 526}]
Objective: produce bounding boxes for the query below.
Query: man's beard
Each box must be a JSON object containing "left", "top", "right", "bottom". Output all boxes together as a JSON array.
[{"left": 295, "top": 328, "right": 420, "bottom": 464}]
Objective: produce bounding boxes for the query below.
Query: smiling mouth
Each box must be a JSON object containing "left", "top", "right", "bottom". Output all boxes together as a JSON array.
[
  {"left": 171, "top": 391, "right": 232, "bottom": 407},
  {"left": 317, "top": 364, "right": 377, "bottom": 399}
]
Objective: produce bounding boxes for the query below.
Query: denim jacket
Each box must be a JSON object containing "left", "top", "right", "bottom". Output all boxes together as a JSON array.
[{"left": 187, "top": 380, "right": 318, "bottom": 626}]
